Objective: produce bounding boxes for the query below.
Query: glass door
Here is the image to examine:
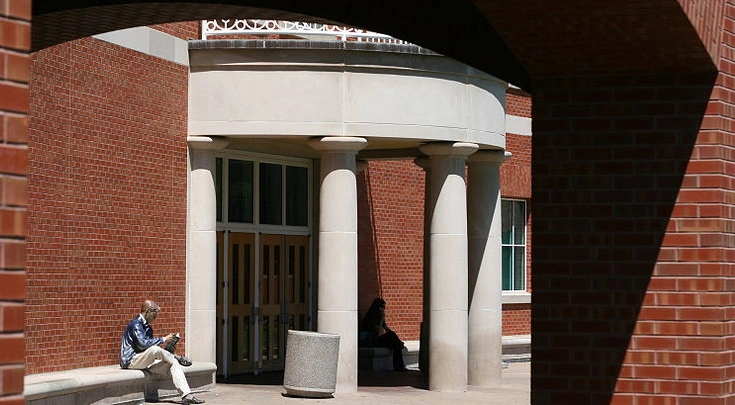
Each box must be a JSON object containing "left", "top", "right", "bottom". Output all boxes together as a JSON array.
[
  {"left": 217, "top": 231, "right": 256, "bottom": 375},
  {"left": 259, "top": 234, "right": 284, "bottom": 371},
  {"left": 258, "top": 234, "right": 311, "bottom": 371},
  {"left": 285, "top": 235, "right": 310, "bottom": 332},
  {"left": 215, "top": 154, "right": 312, "bottom": 376}
]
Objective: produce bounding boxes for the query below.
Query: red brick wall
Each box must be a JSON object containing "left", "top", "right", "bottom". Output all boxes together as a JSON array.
[
  {"left": 358, "top": 160, "right": 425, "bottom": 340},
  {"left": 607, "top": 3, "right": 735, "bottom": 404},
  {"left": 149, "top": 21, "right": 200, "bottom": 40},
  {"left": 1, "top": 0, "right": 29, "bottom": 402},
  {"left": 27, "top": 35, "right": 188, "bottom": 374},
  {"left": 532, "top": 70, "right": 716, "bottom": 404},
  {"left": 502, "top": 89, "right": 533, "bottom": 335},
  {"left": 502, "top": 304, "right": 531, "bottom": 334},
  {"left": 506, "top": 87, "right": 532, "bottom": 118},
  {"left": 501, "top": 132, "right": 532, "bottom": 336}
]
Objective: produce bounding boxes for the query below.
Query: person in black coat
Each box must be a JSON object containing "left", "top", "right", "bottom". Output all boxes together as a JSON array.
[{"left": 359, "top": 297, "right": 407, "bottom": 371}]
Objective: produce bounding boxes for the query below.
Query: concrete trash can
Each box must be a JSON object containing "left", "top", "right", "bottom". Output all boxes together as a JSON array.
[{"left": 283, "top": 330, "right": 341, "bottom": 398}]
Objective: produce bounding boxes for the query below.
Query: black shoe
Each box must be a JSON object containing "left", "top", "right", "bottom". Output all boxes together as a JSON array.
[
  {"left": 175, "top": 354, "right": 192, "bottom": 367},
  {"left": 181, "top": 394, "right": 204, "bottom": 404}
]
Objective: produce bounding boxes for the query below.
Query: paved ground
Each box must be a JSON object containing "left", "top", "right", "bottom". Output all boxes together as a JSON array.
[{"left": 147, "top": 362, "right": 530, "bottom": 405}]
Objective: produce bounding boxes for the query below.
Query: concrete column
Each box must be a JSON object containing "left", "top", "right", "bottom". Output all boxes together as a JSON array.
[
  {"left": 467, "top": 150, "right": 511, "bottom": 387},
  {"left": 308, "top": 136, "right": 368, "bottom": 394},
  {"left": 418, "top": 141, "right": 479, "bottom": 392},
  {"left": 186, "top": 136, "right": 229, "bottom": 362}
]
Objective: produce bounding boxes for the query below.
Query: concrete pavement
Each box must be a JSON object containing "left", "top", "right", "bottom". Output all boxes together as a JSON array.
[{"left": 148, "top": 362, "right": 530, "bottom": 405}]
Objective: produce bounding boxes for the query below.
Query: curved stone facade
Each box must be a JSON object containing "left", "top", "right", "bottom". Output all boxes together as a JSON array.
[{"left": 188, "top": 40, "right": 506, "bottom": 157}]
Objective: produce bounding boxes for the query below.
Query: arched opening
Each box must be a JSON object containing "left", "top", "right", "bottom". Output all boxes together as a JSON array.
[{"left": 13, "top": 1, "right": 728, "bottom": 404}]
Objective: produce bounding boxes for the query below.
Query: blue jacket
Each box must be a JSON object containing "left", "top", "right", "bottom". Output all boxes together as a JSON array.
[{"left": 120, "top": 315, "right": 163, "bottom": 368}]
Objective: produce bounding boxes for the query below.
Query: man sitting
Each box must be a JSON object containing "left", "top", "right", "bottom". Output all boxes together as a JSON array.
[{"left": 120, "top": 299, "right": 204, "bottom": 404}]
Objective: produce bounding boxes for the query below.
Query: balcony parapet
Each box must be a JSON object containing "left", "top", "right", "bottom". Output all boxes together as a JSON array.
[{"left": 201, "top": 19, "right": 410, "bottom": 44}]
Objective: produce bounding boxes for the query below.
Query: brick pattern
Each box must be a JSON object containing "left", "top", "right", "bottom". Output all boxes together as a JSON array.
[
  {"left": 0, "top": 0, "right": 29, "bottom": 402},
  {"left": 678, "top": 0, "right": 726, "bottom": 63},
  {"left": 506, "top": 88, "right": 532, "bottom": 118},
  {"left": 358, "top": 160, "right": 425, "bottom": 340},
  {"left": 478, "top": 0, "right": 714, "bottom": 78},
  {"left": 502, "top": 304, "right": 531, "bottom": 335},
  {"left": 27, "top": 36, "right": 188, "bottom": 374},
  {"left": 503, "top": 116, "right": 533, "bottom": 329},
  {"left": 148, "top": 21, "right": 200, "bottom": 40},
  {"left": 608, "top": 3, "right": 735, "bottom": 404},
  {"left": 533, "top": 69, "right": 716, "bottom": 403}
]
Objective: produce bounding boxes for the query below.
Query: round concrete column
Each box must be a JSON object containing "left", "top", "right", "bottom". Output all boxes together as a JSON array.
[
  {"left": 467, "top": 150, "right": 511, "bottom": 387},
  {"left": 187, "top": 136, "right": 229, "bottom": 363},
  {"left": 308, "top": 136, "right": 368, "bottom": 394},
  {"left": 419, "top": 141, "right": 478, "bottom": 392}
]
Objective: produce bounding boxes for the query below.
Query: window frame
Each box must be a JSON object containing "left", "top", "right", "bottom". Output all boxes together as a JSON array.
[
  {"left": 501, "top": 198, "right": 528, "bottom": 293},
  {"left": 214, "top": 151, "right": 312, "bottom": 234}
]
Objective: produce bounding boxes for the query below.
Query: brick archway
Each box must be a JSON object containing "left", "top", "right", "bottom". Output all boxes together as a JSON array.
[{"left": 3, "top": 1, "right": 731, "bottom": 403}]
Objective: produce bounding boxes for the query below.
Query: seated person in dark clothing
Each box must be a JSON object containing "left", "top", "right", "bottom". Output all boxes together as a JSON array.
[{"left": 359, "top": 297, "right": 407, "bottom": 371}]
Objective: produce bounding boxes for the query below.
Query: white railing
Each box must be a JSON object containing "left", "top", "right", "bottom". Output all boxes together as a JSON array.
[{"left": 201, "top": 19, "right": 409, "bottom": 44}]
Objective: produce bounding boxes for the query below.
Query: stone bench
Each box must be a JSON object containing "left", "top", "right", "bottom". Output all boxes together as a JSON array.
[
  {"left": 358, "top": 347, "right": 394, "bottom": 371},
  {"left": 24, "top": 361, "right": 216, "bottom": 405},
  {"left": 358, "top": 341, "right": 418, "bottom": 371}
]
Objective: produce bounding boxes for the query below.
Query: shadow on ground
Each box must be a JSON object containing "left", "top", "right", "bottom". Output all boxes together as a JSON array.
[{"left": 218, "top": 370, "right": 427, "bottom": 389}]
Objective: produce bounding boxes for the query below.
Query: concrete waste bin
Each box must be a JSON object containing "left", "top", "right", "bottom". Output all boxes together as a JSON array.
[{"left": 283, "top": 330, "right": 341, "bottom": 398}]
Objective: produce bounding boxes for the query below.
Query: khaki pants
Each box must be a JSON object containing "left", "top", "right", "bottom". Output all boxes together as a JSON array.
[{"left": 129, "top": 345, "right": 191, "bottom": 396}]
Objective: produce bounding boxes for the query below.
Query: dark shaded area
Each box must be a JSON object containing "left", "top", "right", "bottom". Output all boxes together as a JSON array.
[
  {"left": 356, "top": 169, "right": 381, "bottom": 309},
  {"left": 476, "top": 0, "right": 717, "bottom": 79},
  {"left": 32, "top": 0, "right": 529, "bottom": 89},
  {"left": 530, "top": 71, "right": 717, "bottom": 404},
  {"left": 218, "top": 369, "right": 426, "bottom": 389}
]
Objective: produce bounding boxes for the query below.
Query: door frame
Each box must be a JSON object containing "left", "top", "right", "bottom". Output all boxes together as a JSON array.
[{"left": 214, "top": 151, "right": 314, "bottom": 377}]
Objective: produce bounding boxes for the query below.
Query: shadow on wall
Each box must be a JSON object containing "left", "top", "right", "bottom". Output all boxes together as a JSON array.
[
  {"left": 531, "top": 72, "right": 717, "bottom": 404},
  {"left": 357, "top": 168, "right": 382, "bottom": 314}
]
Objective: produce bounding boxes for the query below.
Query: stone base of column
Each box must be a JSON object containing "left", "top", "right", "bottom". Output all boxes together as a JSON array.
[
  {"left": 468, "top": 308, "right": 502, "bottom": 386},
  {"left": 429, "top": 309, "right": 468, "bottom": 392},
  {"left": 318, "top": 310, "right": 358, "bottom": 393}
]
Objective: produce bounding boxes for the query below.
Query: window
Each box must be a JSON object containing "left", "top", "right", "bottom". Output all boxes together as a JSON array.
[
  {"left": 502, "top": 199, "right": 526, "bottom": 291},
  {"left": 216, "top": 156, "right": 310, "bottom": 227},
  {"left": 216, "top": 157, "right": 223, "bottom": 222},
  {"left": 285, "top": 166, "right": 308, "bottom": 226},
  {"left": 259, "top": 163, "right": 283, "bottom": 225},
  {"left": 228, "top": 159, "right": 254, "bottom": 223}
]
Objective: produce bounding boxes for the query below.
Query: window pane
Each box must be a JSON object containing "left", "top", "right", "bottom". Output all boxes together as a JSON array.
[
  {"left": 502, "top": 246, "right": 512, "bottom": 290},
  {"left": 215, "top": 157, "right": 223, "bottom": 222},
  {"left": 260, "top": 163, "right": 283, "bottom": 225},
  {"left": 514, "top": 246, "right": 525, "bottom": 290},
  {"left": 286, "top": 166, "right": 308, "bottom": 226},
  {"left": 513, "top": 201, "right": 526, "bottom": 245},
  {"left": 228, "top": 160, "right": 254, "bottom": 223},
  {"left": 502, "top": 200, "right": 512, "bottom": 244}
]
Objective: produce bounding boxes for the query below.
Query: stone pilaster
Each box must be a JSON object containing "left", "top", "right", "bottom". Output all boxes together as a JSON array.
[{"left": 187, "top": 136, "right": 229, "bottom": 362}]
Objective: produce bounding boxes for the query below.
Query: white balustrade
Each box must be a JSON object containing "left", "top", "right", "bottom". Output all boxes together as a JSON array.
[{"left": 201, "top": 19, "right": 409, "bottom": 44}]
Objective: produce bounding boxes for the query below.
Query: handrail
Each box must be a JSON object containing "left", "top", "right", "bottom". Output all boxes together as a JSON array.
[{"left": 201, "top": 19, "right": 409, "bottom": 44}]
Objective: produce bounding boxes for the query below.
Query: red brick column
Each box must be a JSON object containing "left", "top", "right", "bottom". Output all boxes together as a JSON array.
[
  {"left": 0, "top": 1, "right": 29, "bottom": 404},
  {"left": 532, "top": 71, "right": 719, "bottom": 404}
]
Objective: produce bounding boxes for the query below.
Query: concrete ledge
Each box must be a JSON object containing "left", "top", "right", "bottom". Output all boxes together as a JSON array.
[
  {"left": 503, "top": 335, "right": 531, "bottom": 357},
  {"left": 24, "top": 362, "right": 216, "bottom": 405}
]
